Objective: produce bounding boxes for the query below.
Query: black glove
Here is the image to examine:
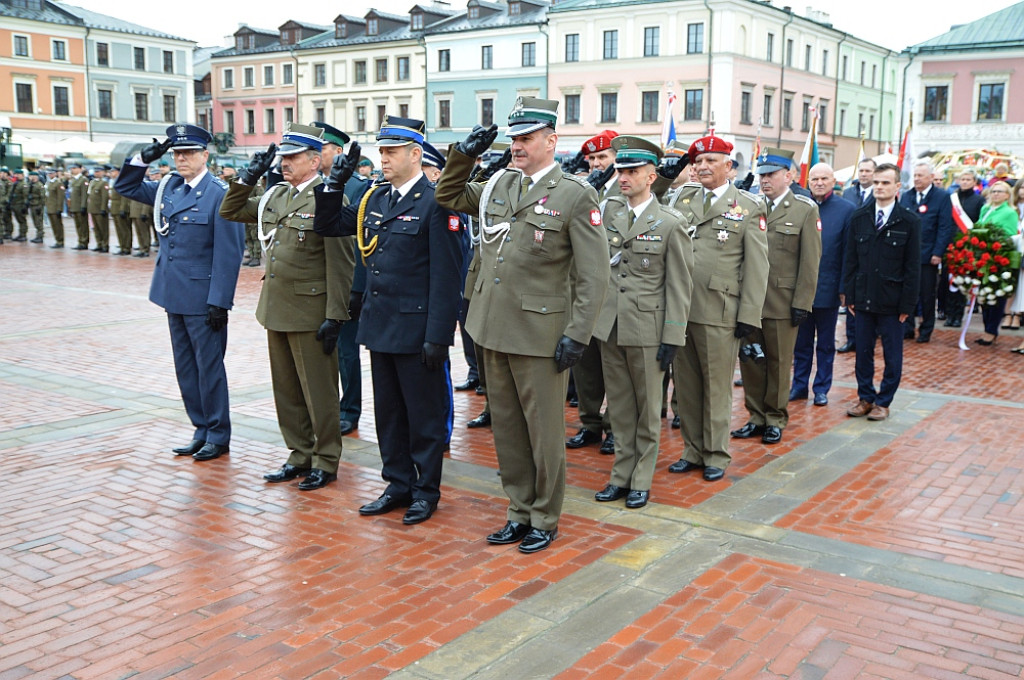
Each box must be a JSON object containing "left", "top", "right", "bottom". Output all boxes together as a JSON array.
[
  {"left": 421, "top": 341, "right": 448, "bottom": 371},
  {"left": 238, "top": 143, "right": 278, "bottom": 185},
  {"left": 734, "top": 322, "right": 756, "bottom": 339},
  {"left": 120, "top": 211, "right": 127, "bottom": 218},
  {"left": 478, "top": 148, "right": 512, "bottom": 183},
  {"left": 553, "top": 335, "right": 587, "bottom": 373},
  {"left": 585, "top": 166, "right": 615, "bottom": 192},
  {"left": 101, "top": 211, "right": 108, "bottom": 218},
  {"left": 456, "top": 124, "right": 499, "bottom": 158},
  {"left": 791, "top": 307, "right": 810, "bottom": 327},
  {"left": 562, "top": 151, "right": 588, "bottom": 175},
  {"left": 468, "top": 164, "right": 483, "bottom": 183},
  {"left": 140, "top": 137, "right": 173, "bottom": 164},
  {"left": 656, "top": 343, "right": 678, "bottom": 372},
  {"left": 348, "top": 291, "right": 363, "bottom": 322},
  {"left": 316, "top": 319, "right": 343, "bottom": 354},
  {"left": 205, "top": 305, "right": 228, "bottom": 332},
  {"left": 658, "top": 155, "right": 689, "bottom": 181},
  {"left": 324, "top": 142, "right": 361, "bottom": 191},
  {"left": 735, "top": 172, "right": 755, "bottom": 192}
]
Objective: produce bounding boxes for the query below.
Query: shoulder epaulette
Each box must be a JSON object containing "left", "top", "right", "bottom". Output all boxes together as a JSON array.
[
  {"left": 604, "top": 194, "right": 627, "bottom": 206},
  {"left": 793, "top": 193, "right": 816, "bottom": 207},
  {"left": 211, "top": 177, "right": 229, "bottom": 190},
  {"left": 660, "top": 205, "right": 684, "bottom": 219},
  {"left": 562, "top": 173, "right": 593, "bottom": 189},
  {"left": 682, "top": 182, "right": 702, "bottom": 189},
  {"left": 737, "top": 189, "right": 761, "bottom": 203}
]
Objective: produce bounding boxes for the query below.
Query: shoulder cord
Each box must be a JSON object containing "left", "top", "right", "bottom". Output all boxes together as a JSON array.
[
  {"left": 152, "top": 171, "right": 180, "bottom": 236},
  {"left": 356, "top": 184, "right": 381, "bottom": 262},
  {"left": 257, "top": 182, "right": 290, "bottom": 253}
]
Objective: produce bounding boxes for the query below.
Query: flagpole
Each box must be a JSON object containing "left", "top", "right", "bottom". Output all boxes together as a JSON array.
[{"left": 751, "top": 117, "right": 762, "bottom": 174}]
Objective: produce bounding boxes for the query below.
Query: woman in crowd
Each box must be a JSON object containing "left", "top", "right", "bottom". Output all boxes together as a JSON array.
[
  {"left": 1007, "top": 179, "right": 1024, "bottom": 353},
  {"left": 976, "top": 181, "right": 1019, "bottom": 345}
]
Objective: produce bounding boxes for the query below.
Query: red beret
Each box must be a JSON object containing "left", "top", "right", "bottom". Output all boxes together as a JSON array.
[
  {"left": 687, "top": 135, "right": 734, "bottom": 162},
  {"left": 582, "top": 129, "right": 618, "bottom": 154}
]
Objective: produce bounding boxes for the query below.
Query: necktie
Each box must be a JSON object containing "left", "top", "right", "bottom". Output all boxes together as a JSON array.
[
  {"left": 628, "top": 210, "right": 636, "bottom": 228},
  {"left": 917, "top": 192, "right": 924, "bottom": 205},
  {"left": 388, "top": 190, "right": 399, "bottom": 210},
  {"left": 182, "top": 184, "right": 191, "bottom": 196},
  {"left": 291, "top": 187, "right": 300, "bottom": 202},
  {"left": 520, "top": 176, "right": 532, "bottom": 200},
  {"left": 766, "top": 199, "right": 773, "bottom": 216},
  {"left": 876, "top": 209, "right": 884, "bottom": 229},
  {"left": 862, "top": 189, "right": 869, "bottom": 205},
  {"left": 703, "top": 191, "right": 713, "bottom": 215}
]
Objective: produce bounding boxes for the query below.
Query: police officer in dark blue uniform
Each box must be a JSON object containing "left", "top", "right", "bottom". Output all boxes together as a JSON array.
[
  {"left": 115, "top": 124, "right": 246, "bottom": 461},
  {"left": 313, "top": 116, "right": 463, "bottom": 525}
]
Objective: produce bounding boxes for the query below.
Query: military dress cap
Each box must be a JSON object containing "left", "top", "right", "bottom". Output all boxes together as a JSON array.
[
  {"left": 612, "top": 136, "right": 661, "bottom": 169},
  {"left": 166, "top": 123, "right": 212, "bottom": 150},
  {"left": 507, "top": 96, "right": 558, "bottom": 137},
  {"left": 482, "top": 141, "right": 509, "bottom": 164},
  {"left": 582, "top": 129, "right": 618, "bottom": 154},
  {"left": 376, "top": 115, "right": 425, "bottom": 147},
  {"left": 420, "top": 141, "right": 446, "bottom": 170},
  {"left": 754, "top": 147, "right": 795, "bottom": 174},
  {"left": 687, "top": 134, "right": 734, "bottom": 163},
  {"left": 358, "top": 157, "right": 373, "bottom": 168},
  {"left": 663, "top": 140, "right": 689, "bottom": 157},
  {"left": 278, "top": 122, "right": 325, "bottom": 155},
  {"left": 312, "top": 121, "right": 350, "bottom": 147},
  {"left": 103, "top": 164, "right": 114, "bottom": 171}
]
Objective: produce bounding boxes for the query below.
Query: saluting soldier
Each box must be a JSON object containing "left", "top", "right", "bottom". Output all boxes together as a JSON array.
[
  {"left": 45, "top": 168, "right": 65, "bottom": 247},
  {"left": 731, "top": 149, "right": 821, "bottom": 445},
  {"left": 68, "top": 164, "right": 90, "bottom": 249},
  {"left": 592, "top": 136, "right": 693, "bottom": 509},
  {"left": 664, "top": 134, "right": 769, "bottom": 482},
  {"left": 435, "top": 98, "right": 610, "bottom": 553},
  {"left": 9, "top": 169, "right": 30, "bottom": 241},
  {"left": 220, "top": 123, "right": 355, "bottom": 491},
  {"left": 108, "top": 166, "right": 132, "bottom": 255},
  {"left": 87, "top": 166, "right": 110, "bottom": 252}
]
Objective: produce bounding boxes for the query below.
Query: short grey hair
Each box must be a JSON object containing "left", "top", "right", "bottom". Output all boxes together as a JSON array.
[{"left": 913, "top": 159, "right": 934, "bottom": 174}]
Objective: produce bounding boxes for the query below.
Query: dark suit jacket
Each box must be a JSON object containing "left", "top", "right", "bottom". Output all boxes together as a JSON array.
[
  {"left": 843, "top": 181, "right": 872, "bottom": 207},
  {"left": 899, "top": 186, "right": 953, "bottom": 264},
  {"left": 843, "top": 200, "right": 921, "bottom": 316}
]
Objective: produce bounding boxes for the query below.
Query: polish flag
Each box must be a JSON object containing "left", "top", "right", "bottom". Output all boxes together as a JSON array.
[{"left": 797, "top": 107, "right": 819, "bottom": 187}]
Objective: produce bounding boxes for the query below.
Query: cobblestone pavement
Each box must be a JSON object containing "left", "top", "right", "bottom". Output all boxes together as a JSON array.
[{"left": 2, "top": 227, "right": 1023, "bottom": 679}]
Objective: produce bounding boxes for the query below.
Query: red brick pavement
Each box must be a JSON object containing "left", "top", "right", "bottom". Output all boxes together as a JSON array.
[
  {"left": 0, "top": 379, "right": 115, "bottom": 431},
  {"left": 557, "top": 553, "right": 1024, "bottom": 680},
  {"left": 777, "top": 401, "right": 1024, "bottom": 578}
]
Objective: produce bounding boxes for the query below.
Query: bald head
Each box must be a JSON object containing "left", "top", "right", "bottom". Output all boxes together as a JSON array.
[{"left": 808, "top": 162, "right": 836, "bottom": 201}]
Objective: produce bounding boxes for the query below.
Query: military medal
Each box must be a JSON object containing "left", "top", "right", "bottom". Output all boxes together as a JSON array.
[
  {"left": 641, "top": 257, "right": 650, "bottom": 269},
  {"left": 717, "top": 229, "right": 729, "bottom": 243},
  {"left": 534, "top": 204, "right": 544, "bottom": 214},
  {"left": 534, "top": 229, "right": 544, "bottom": 244},
  {"left": 611, "top": 236, "right": 620, "bottom": 245}
]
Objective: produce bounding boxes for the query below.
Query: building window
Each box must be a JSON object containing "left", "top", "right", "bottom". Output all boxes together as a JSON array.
[
  {"left": 684, "top": 89, "right": 702, "bottom": 120},
  {"left": 96, "top": 42, "right": 108, "bottom": 66},
  {"left": 783, "top": 96, "right": 793, "bottom": 129},
  {"left": 223, "top": 68, "right": 234, "bottom": 89},
  {"left": 522, "top": 42, "right": 536, "bottom": 67},
  {"left": 860, "top": 61, "right": 865, "bottom": 85},
  {"left": 603, "top": 30, "right": 618, "bottom": 59},
  {"left": 439, "top": 99, "right": 451, "bottom": 128},
  {"left": 871, "top": 64, "right": 877, "bottom": 88},
  {"left": 52, "top": 40, "right": 67, "bottom": 61},
  {"left": 481, "top": 45, "right": 492, "bottom": 69},
  {"left": 801, "top": 99, "right": 812, "bottom": 131},
  {"left": 842, "top": 55, "right": 848, "bottom": 80},
  {"left": 134, "top": 47, "right": 145, "bottom": 70},
  {"left": 315, "top": 106, "right": 325, "bottom": 122},
  {"left": 225, "top": 110, "right": 235, "bottom": 135},
  {"left": 804, "top": 44, "right": 811, "bottom": 71},
  {"left": 869, "top": 114, "right": 875, "bottom": 136},
  {"left": 14, "top": 35, "right": 29, "bottom": 57},
  {"left": 565, "top": 33, "right": 579, "bottom": 62},
  {"left": 740, "top": 91, "right": 752, "bottom": 124},
  {"left": 439, "top": 49, "right": 450, "bottom": 72},
  {"left": 245, "top": 109, "right": 255, "bottom": 134},
  {"left": 198, "top": 111, "right": 208, "bottom": 129},
  {"left": 356, "top": 106, "right": 366, "bottom": 132},
  {"left": 397, "top": 56, "right": 410, "bottom": 81},
  {"left": 314, "top": 63, "right": 326, "bottom": 87},
  {"left": 766, "top": 33, "right": 774, "bottom": 61},
  {"left": 411, "top": 13, "right": 423, "bottom": 30},
  {"left": 163, "top": 50, "right": 174, "bottom": 74},
  {"left": 163, "top": 94, "right": 176, "bottom": 122},
  {"left": 468, "top": 5, "right": 479, "bottom": 19},
  {"left": 282, "top": 63, "right": 293, "bottom": 85},
  {"left": 263, "top": 65, "right": 274, "bottom": 86},
  {"left": 265, "top": 108, "right": 275, "bottom": 133},
  {"left": 838, "top": 109, "right": 845, "bottom": 135},
  {"left": 97, "top": 89, "right": 112, "bottom": 118},
  {"left": 644, "top": 27, "right": 660, "bottom": 57},
  {"left": 857, "top": 112, "right": 864, "bottom": 136},
  {"left": 600, "top": 92, "right": 617, "bottom": 123},
  {"left": 335, "top": 23, "right": 347, "bottom": 39},
  {"left": 564, "top": 94, "right": 580, "bottom": 124},
  {"left": 763, "top": 93, "right": 773, "bottom": 126},
  {"left": 284, "top": 107, "right": 293, "bottom": 124},
  {"left": 15, "top": 83, "right": 33, "bottom": 113},
  {"left": 134, "top": 92, "right": 148, "bottom": 121},
  {"left": 377, "top": 105, "right": 386, "bottom": 129},
  {"left": 481, "top": 98, "right": 494, "bottom": 127},
  {"left": 786, "top": 39, "right": 793, "bottom": 67},
  {"left": 818, "top": 102, "right": 827, "bottom": 133},
  {"left": 978, "top": 83, "right": 1004, "bottom": 120},
  {"left": 375, "top": 58, "right": 388, "bottom": 82},
  {"left": 354, "top": 60, "right": 367, "bottom": 84},
  {"left": 367, "top": 18, "right": 379, "bottom": 35},
  {"left": 821, "top": 49, "right": 829, "bottom": 76},
  {"left": 509, "top": 0, "right": 521, "bottom": 15},
  {"left": 687, "top": 23, "right": 704, "bottom": 54},
  {"left": 244, "top": 66, "right": 254, "bottom": 88},
  {"left": 400, "top": 103, "right": 409, "bottom": 118},
  {"left": 924, "top": 85, "right": 948, "bottom": 122},
  {"left": 641, "top": 91, "right": 658, "bottom": 123}
]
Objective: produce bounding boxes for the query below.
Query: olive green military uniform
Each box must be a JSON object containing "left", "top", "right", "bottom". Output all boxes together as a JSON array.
[
  {"left": 141, "top": 197, "right": 155, "bottom": 248},
  {"left": 87, "top": 176, "right": 110, "bottom": 250},
  {"left": 739, "top": 190, "right": 821, "bottom": 429},
  {"left": 69, "top": 173, "right": 89, "bottom": 247},
  {"left": 220, "top": 177, "right": 354, "bottom": 475},
  {"left": 244, "top": 181, "right": 264, "bottom": 265},
  {"left": 668, "top": 182, "right": 770, "bottom": 470},
  {"left": 45, "top": 177, "right": 65, "bottom": 245},
  {"left": 109, "top": 183, "right": 132, "bottom": 254},
  {"left": 435, "top": 148, "right": 610, "bottom": 531},
  {"left": 0, "top": 176, "right": 12, "bottom": 239},
  {"left": 27, "top": 179, "right": 45, "bottom": 240},
  {"left": 10, "top": 179, "right": 30, "bottom": 238},
  {"left": 129, "top": 197, "right": 148, "bottom": 253},
  {"left": 594, "top": 195, "right": 693, "bottom": 491}
]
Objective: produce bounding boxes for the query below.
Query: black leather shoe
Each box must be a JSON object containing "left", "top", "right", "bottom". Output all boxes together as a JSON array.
[
  {"left": 703, "top": 466, "right": 725, "bottom": 482},
  {"left": 72, "top": 244, "right": 89, "bottom": 250},
  {"left": 625, "top": 490, "right": 649, "bottom": 508},
  {"left": 263, "top": 464, "right": 311, "bottom": 482},
  {"left": 172, "top": 439, "right": 204, "bottom": 456},
  {"left": 339, "top": 419, "right": 357, "bottom": 435},
  {"left": 193, "top": 443, "right": 228, "bottom": 461},
  {"left": 454, "top": 378, "right": 480, "bottom": 391},
  {"left": 297, "top": 468, "right": 336, "bottom": 491},
  {"left": 734, "top": 378, "right": 743, "bottom": 387},
  {"left": 30, "top": 237, "right": 43, "bottom": 244},
  {"left": 599, "top": 433, "right": 615, "bottom": 455},
  {"left": 402, "top": 499, "right": 436, "bottom": 525},
  {"left": 566, "top": 427, "right": 601, "bottom": 448},
  {"left": 133, "top": 251, "right": 149, "bottom": 257},
  {"left": 594, "top": 484, "right": 629, "bottom": 502},
  {"left": 730, "top": 422, "right": 765, "bottom": 439},
  {"left": 475, "top": 385, "right": 486, "bottom": 395},
  {"left": 788, "top": 388, "right": 808, "bottom": 401},
  {"left": 671, "top": 415, "right": 680, "bottom": 429},
  {"left": 761, "top": 426, "right": 782, "bottom": 444},
  {"left": 837, "top": 341, "right": 855, "bottom": 353},
  {"left": 12, "top": 235, "right": 26, "bottom": 242},
  {"left": 915, "top": 334, "right": 931, "bottom": 343},
  {"left": 949, "top": 318, "right": 962, "bottom": 328},
  {"left": 467, "top": 411, "right": 491, "bottom": 428},
  {"left": 518, "top": 528, "right": 557, "bottom": 554},
  {"left": 50, "top": 243, "right": 64, "bottom": 248},
  {"left": 486, "top": 521, "right": 532, "bottom": 544},
  {"left": 904, "top": 329, "right": 915, "bottom": 340},
  {"left": 813, "top": 393, "right": 828, "bottom": 406},
  {"left": 359, "top": 493, "right": 411, "bottom": 515},
  {"left": 668, "top": 459, "right": 701, "bottom": 473}
]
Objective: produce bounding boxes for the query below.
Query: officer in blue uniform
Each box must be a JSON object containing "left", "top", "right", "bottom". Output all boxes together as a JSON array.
[
  {"left": 115, "top": 124, "right": 246, "bottom": 461},
  {"left": 313, "top": 116, "right": 463, "bottom": 526}
]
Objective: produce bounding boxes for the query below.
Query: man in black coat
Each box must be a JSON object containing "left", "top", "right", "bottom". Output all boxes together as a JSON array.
[
  {"left": 843, "top": 159, "right": 876, "bottom": 208},
  {"left": 943, "top": 169, "right": 985, "bottom": 327},
  {"left": 844, "top": 163, "right": 920, "bottom": 422}
]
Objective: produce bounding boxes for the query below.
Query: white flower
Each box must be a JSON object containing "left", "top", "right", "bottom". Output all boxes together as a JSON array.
[
  {"left": 989, "top": 275, "right": 1000, "bottom": 283},
  {"left": 1003, "top": 271, "right": 1013, "bottom": 280},
  {"left": 996, "top": 289, "right": 1005, "bottom": 297},
  {"left": 954, "top": 276, "right": 964, "bottom": 284}
]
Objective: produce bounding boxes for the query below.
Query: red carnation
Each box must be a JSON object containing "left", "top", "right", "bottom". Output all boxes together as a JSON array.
[
  {"left": 971, "top": 236, "right": 980, "bottom": 245},
  {"left": 993, "top": 242, "right": 1002, "bottom": 251},
  {"left": 990, "top": 265, "right": 999, "bottom": 273}
]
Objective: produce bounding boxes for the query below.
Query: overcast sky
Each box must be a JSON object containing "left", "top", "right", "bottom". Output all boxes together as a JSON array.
[{"left": 66, "top": 0, "right": 1018, "bottom": 52}]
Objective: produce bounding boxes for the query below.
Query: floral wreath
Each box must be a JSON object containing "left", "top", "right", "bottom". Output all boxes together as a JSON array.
[{"left": 945, "top": 227, "right": 1021, "bottom": 304}]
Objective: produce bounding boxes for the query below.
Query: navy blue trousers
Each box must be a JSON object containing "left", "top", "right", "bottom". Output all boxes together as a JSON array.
[
  {"left": 792, "top": 306, "right": 840, "bottom": 397},
  {"left": 853, "top": 311, "right": 903, "bottom": 408},
  {"left": 167, "top": 313, "right": 230, "bottom": 445},
  {"left": 336, "top": 317, "right": 362, "bottom": 425}
]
